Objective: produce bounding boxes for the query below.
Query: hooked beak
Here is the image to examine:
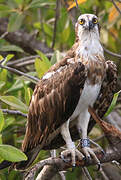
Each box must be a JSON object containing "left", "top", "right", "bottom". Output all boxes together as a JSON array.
[{"left": 89, "top": 21, "right": 95, "bottom": 31}]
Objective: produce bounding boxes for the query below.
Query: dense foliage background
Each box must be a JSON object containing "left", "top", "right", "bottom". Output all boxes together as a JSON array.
[{"left": 0, "top": 0, "right": 120, "bottom": 179}]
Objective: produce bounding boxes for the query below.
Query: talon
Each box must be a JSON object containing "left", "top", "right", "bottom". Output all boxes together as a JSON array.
[
  {"left": 101, "top": 150, "right": 105, "bottom": 155},
  {"left": 94, "top": 162, "right": 101, "bottom": 171},
  {"left": 82, "top": 156, "right": 86, "bottom": 161},
  {"left": 61, "top": 154, "right": 70, "bottom": 164},
  {"left": 85, "top": 155, "right": 91, "bottom": 163}
]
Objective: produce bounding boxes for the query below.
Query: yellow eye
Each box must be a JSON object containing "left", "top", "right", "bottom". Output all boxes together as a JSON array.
[
  {"left": 79, "top": 19, "right": 85, "bottom": 25},
  {"left": 93, "top": 18, "right": 98, "bottom": 24}
]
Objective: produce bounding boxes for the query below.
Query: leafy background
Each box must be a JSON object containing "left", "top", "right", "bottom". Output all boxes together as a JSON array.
[{"left": 0, "top": 0, "right": 120, "bottom": 179}]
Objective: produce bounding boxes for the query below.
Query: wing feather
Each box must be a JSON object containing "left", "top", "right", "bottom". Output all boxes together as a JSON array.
[
  {"left": 42, "top": 60, "right": 117, "bottom": 150},
  {"left": 22, "top": 62, "right": 86, "bottom": 153}
]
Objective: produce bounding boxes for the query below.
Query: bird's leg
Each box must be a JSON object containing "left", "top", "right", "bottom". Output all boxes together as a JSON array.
[
  {"left": 61, "top": 119, "right": 84, "bottom": 167},
  {"left": 77, "top": 110, "right": 100, "bottom": 166}
]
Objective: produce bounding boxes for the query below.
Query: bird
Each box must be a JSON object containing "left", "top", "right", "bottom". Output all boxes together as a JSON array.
[{"left": 0, "top": 14, "right": 117, "bottom": 171}]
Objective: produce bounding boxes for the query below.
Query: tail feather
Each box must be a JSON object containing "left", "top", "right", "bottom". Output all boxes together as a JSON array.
[{"left": 15, "top": 145, "right": 41, "bottom": 170}]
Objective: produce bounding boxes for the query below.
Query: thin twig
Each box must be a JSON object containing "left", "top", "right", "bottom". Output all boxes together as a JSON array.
[
  {"left": 0, "top": 64, "right": 39, "bottom": 83},
  {"left": 112, "top": 0, "right": 121, "bottom": 14},
  {"left": 59, "top": 171, "right": 66, "bottom": 180},
  {"left": 112, "top": 160, "right": 121, "bottom": 170},
  {"left": 100, "top": 167, "right": 110, "bottom": 180},
  {"left": 74, "top": 0, "right": 79, "bottom": 9},
  {"left": 50, "top": 149, "right": 66, "bottom": 180},
  {"left": 7, "top": 52, "right": 66, "bottom": 68},
  {"left": 0, "top": 31, "right": 8, "bottom": 39},
  {"left": 103, "top": 47, "right": 121, "bottom": 58},
  {"left": 51, "top": 0, "right": 60, "bottom": 48},
  {"left": 1, "top": 109, "right": 27, "bottom": 118},
  {"left": 82, "top": 167, "right": 92, "bottom": 180}
]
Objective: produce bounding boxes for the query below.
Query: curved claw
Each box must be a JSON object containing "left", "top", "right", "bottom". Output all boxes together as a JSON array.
[
  {"left": 101, "top": 149, "right": 105, "bottom": 155},
  {"left": 60, "top": 153, "right": 70, "bottom": 164},
  {"left": 94, "top": 162, "right": 101, "bottom": 171}
]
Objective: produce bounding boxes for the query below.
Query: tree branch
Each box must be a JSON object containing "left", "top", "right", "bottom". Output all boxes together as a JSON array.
[
  {"left": 51, "top": 0, "right": 61, "bottom": 48},
  {"left": 104, "top": 47, "right": 121, "bottom": 58},
  {"left": 1, "top": 109, "right": 27, "bottom": 118},
  {"left": 24, "top": 148, "right": 121, "bottom": 180},
  {"left": 111, "top": 0, "right": 121, "bottom": 14},
  {"left": 0, "top": 62, "right": 39, "bottom": 83},
  {"left": 0, "top": 18, "right": 53, "bottom": 55}
]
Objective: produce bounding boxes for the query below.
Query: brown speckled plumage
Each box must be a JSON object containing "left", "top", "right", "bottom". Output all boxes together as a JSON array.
[{"left": 15, "top": 14, "right": 117, "bottom": 170}]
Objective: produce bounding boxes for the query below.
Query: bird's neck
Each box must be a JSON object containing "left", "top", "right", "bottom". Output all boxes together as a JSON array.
[
  {"left": 75, "top": 32, "right": 106, "bottom": 84},
  {"left": 76, "top": 32, "right": 104, "bottom": 62}
]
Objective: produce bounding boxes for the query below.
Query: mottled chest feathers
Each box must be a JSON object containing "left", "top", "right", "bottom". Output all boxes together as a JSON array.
[{"left": 85, "top": 59, "right": 106, "bottom": 85}]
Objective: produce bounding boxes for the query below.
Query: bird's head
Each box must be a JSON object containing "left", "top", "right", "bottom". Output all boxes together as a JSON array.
[{"left": 75, "top": 14, "right": 100, "bottom": 40}]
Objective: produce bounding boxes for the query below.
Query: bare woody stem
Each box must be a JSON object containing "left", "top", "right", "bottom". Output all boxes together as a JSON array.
[
  {"left": 0, "top": 63, "right": 39, "bottom": 83},
  {"left": 24, "top": 148, "right": 121, "bottom": 180},
  {"left": 1, "top": 109, "right": 27, "bottom": 118}
]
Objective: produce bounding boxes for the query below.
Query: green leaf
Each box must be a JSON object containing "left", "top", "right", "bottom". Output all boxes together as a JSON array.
[
  {"left": 28, "top": 0, "right": 54, "bottom": 9},
  {"left": 35, "top": 58, "right": 49, "bottom": 78},
  {"left": 61, "top": 26, "right": 70, "bottom": 43},
  {"left": 0, "top": 45, "right": 24, "bottom": 52},
  {"left": 1, "top": 54, "right": 14, "bottom": 66},
  {"left": 0, "top": 81, "right": 5, "bottom": 89},
  {"left": 0, "top": 69, "right": 7, "bottom": 82},
  {"left": 5, "top": 79, "right": 30, "bottom": 93},
  {"left": 16, "top": 72, "right": 37, "bottom": 84},
  {"left": 0, "top": 110, "right": 4, "bottom": 132},
  {"left": 3, "top": 117, "right": 15, "bottom": 130},
  {"left": 24, "top": 87, "right": 32, "bottom": 106},
  {"left": 14, "top": 0, "right": 24, "bottom": 5},
  {"left": 51, "top": 50, "right": 63, "bottom": 65},
  {"left": 8, "top": 13, "right": 25, "bottom": 32},
  {"left": 35, "top": 51, "right": 51, "bottom": 78},
  {"left": 0, "top": 96, "right": 28, "bottom": 113},
  {"left": 105, "top": 90, "right": 121, "bottom": 117},
  {"left": 0, "top": 144, "right": 27, "bottom": 162},
  {"left": 43, "top": 23, "right": 53, "bottom": 37},
  {"left": 36, "top": 50, "right": 51, "bottom": 67},
  {"left": 0, "top": 5, "right": 11, "bottom": 12},
  {"left": 0, "top": 134, "right": 2, "bottom": 145}
]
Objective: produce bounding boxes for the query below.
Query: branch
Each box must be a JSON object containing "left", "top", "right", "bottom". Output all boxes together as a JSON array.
[
  {"left": 24, "top": 148, "right": 121, "bottom": 180},
  {"left": 111, "top": 0, "right": 121, "bottom": 14},
  {"left": 0, "top": 18, "right": 53, "bottom": 55},
  {"left": 62, "top": 0, "right": 78, "bottom": 26},
  {"left": 51, "top": 0, "right": 61, "bottom": 48},
  {"left": 7, "top": 52, "right": 66, "bottom": 68},
  {"left": 1, "top": 109, "right": 27, "bottom": 118},
  {"left": 0, "top": 63, "right": 39, "bottom": 83},
  {"left": 104, "top": 47, "right": 121, "bottom": 58}
]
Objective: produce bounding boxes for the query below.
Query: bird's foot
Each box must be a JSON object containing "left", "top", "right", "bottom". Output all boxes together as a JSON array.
[
  {"left": 61, "top": 142, "right": 84, "bottom": 167},
  {"left": 80, "top": 138, "right": 101, "bottom": 170},
  {"left": 90, "top": 139, "right": 105, "bottom": 155}
]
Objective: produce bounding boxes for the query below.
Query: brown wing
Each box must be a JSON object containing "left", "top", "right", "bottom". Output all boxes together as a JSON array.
[
  {"left": 42, "top": 60, "right": 117, "bottom": 150},
  {"left": 88, "top": 60, "right": 117, "bottom": 132},
  {"left": 15, "top": 61, "right": 86, "bottom": 170}
]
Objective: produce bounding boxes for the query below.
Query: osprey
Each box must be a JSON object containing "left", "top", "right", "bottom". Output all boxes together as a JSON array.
[{"left": 0, "top": 14, "right": 117, "bottom": 170}]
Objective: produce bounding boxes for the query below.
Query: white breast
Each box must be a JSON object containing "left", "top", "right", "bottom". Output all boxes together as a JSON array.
[{"left": 70, "top": 80, "right": 101, "bottom": 120}]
